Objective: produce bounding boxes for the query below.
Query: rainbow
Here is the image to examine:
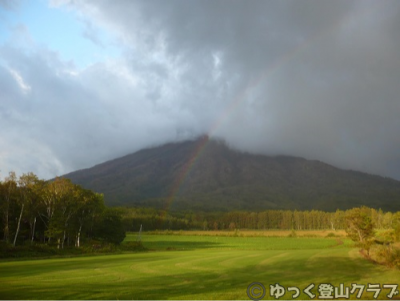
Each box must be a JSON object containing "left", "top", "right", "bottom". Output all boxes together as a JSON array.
[
  {"left": 160, "top": 37, "right": 321, "bottom": 216},
  {"left": 160, "top": 2, "right": 386, "bottom": 217},
  {"left": 161, "top": 135, "right": 210, "bottom": 214}
]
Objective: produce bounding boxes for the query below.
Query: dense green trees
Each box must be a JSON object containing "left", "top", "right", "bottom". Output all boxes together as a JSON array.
[
  {"left": 0, "top": 172, "right": 124, "bottom": 248},
  {"left": 120, "top": 206, "right": 400, "bottom": 232},
  {"left": 96, "top": 208, "right": 126, "bottom": 244},
  {"left": 1, "top": 171, "right": 17, "bottom": 243}
]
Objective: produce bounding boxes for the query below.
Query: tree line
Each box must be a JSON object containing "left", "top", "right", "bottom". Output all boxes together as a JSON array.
[
  {"left": 121, "top": 206, "right": 400, "bottom": 232},
  {"left": 3, "top": 170, "right": 400, "bottom": 248},
  {"left": 122, "top": 206, "right": 400, "bottom": 267},
  {"left": 0, "top": 172, "right": 125, "bottom": 248}
]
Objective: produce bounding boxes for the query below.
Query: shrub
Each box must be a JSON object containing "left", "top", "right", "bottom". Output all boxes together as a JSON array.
[{"left": 120, "top": 241, "right": 146, "bottom": 251}]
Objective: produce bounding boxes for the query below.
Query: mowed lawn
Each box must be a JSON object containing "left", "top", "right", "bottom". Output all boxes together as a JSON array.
[{"left": 0, "top": 233, "right": 399, "bottom": 300}]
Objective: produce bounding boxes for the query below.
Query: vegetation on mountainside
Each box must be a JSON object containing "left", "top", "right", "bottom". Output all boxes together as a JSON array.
[{"left": 64, "top": 137, "right": 400, "bottom": 211}]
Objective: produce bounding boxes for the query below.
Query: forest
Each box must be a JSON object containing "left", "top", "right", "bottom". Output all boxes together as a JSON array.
[
  {"left": 1, "top": 171, "right": 400, "bottom": 253},
  {"left": 122, "top": 204, "right": 400, "bottom": 232},
  {"left": 0, "top": 172, "right": 125, "bottom": 250}
]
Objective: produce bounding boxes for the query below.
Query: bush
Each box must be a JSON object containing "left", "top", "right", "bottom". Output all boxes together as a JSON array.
[
  {"left": 120, "top": 241, "right": 146, "bottom": 251},
  {"left": 0, "top": 243, "right": 64, "bottom": 258},
  {"left": 372, "top": 244, "right": 400, "bottom": 268}
]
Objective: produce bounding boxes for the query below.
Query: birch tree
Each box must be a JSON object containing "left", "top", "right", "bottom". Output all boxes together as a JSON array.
[
  {"left": 72, "top": 188, "right": 103, "bottom": 248},
  {"left": 41, "top": 177, "right": 71, "bottom": 245},
  {"left": 13, "top": 173, "right": 38, "bottom": 246}
]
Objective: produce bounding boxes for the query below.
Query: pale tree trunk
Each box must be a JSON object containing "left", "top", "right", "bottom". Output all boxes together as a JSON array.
[
  {"left": 31, "top": 217, "right": 36, "bottom": 243},
  {"left": 43, "top": 198, "right": 54, "bottom": 244},
  {"left": 61, "top": 214, "right": 72, "bottom": 249},
  {"left": 3, "top": 209, "right": 9, "bottom": 242},
  {"left": 13, "top": 203, "right": 24, "bottom": 247},
  {"left": 61, "top": 230, "right": 66, "bottom": 249},
  {"left": 76, "top": 224, "right": 82, "bottom": 248},
  {"left": 357, "top": 229, "right": 363, "bottom": 242}
]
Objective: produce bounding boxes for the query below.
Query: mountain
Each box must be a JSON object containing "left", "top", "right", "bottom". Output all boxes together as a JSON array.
[{"left": 63, "top": 136, "right": 400, "bottom": 212}]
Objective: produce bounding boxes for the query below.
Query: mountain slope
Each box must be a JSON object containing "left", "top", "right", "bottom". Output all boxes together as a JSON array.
[{"left": 64, "top": 136, "right": 400, "bottom": 211}]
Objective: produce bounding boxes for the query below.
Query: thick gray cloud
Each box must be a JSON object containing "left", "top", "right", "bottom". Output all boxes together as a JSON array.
[{"left": 2, "top": 0, "right": 400, "bottom": 180}]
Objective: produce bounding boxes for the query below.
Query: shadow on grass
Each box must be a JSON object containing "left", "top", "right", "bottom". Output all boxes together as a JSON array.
[
  {"left": 0, "top": 254, "right": 169, "bottom": 278},
  {"left": 142, "top": 240, "right": 221, "bottom": 250},
  {"left": 0, "top": 251, "right": 391, "bottom": 300}
]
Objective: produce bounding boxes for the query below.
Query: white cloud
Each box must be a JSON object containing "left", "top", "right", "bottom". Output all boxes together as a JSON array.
[{"left": 8, "top": 68, "right": 31, "bottom": 93}]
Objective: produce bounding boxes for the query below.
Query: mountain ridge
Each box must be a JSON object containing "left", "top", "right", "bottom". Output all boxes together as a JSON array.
[{"left": 63, "top": 136, "right": 400, "bottom": 212}]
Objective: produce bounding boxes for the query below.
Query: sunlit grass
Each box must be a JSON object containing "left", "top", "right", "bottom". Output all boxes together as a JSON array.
[
  {"left": 143, "top": 229, "right": 347, "bottom": 237},
  {"left": 129, "top": 233, "right": 352, "bottom": 250},
  {"left": 0, "top": 232, "right": 398, "bottom": 300}
]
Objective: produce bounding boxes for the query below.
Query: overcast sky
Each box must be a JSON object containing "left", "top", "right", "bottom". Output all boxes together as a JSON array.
[{"left": 1, "top": 0, "right": 400, "bottom": 181}]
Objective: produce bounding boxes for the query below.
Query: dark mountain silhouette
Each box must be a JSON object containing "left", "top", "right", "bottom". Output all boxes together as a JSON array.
[{"left": 64, "top": 136, "right": 400, "bottom": 211}]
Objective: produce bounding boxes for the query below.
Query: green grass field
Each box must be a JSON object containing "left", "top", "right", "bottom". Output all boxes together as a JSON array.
[{"left": 0, "top": 232, "right": 399, "bottom": 300}]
